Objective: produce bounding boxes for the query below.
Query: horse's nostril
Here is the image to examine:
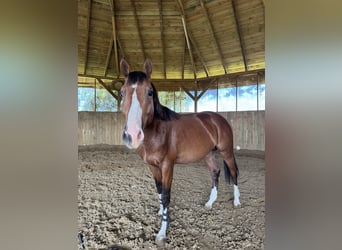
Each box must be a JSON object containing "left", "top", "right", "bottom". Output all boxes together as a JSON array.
[{"left": 122, "top": 130, "right": 132, "bottom": 144}]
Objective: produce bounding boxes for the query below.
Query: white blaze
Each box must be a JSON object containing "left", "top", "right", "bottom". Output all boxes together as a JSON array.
[
  {"left": 126, "top": 86, "right": 144, "bottom": 148},
  {"left": 127, "top": 88, "right": 142, "bottom": 127}
]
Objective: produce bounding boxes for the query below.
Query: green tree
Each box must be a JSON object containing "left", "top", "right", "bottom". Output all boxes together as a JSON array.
[{"left": 95, "top": 89, "right": 118, "bottom": 111}]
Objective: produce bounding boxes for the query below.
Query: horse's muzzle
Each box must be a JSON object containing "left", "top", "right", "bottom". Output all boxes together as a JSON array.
[
  {"left": 122, "top": 130, "right": 132, "bottom": 146},
  {"left": 122, "top": 127, "right": 144, "bottom": 149}
]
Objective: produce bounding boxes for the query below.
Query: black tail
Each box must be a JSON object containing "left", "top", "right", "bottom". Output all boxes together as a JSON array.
[{"left": 223, "top": 157, "right": 239, "bottom": 185}]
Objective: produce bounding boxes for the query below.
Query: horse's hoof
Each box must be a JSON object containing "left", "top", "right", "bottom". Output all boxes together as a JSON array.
[
  {"left": 233, "top": 202, "right": 241, "bottom": 208},
  {"left": 155, "top": 236, "right": 167, "bottom": 247},
  {"left": 204, "top": 202, "right": 212, "bottom": 209}
]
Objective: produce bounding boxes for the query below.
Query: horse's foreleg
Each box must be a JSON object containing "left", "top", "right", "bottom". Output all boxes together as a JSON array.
[
  {"left": 204, "top": 151, "right": 220, "bottom": 208},
  {"left": 155, "top": 162, "right": 174, "bottom": 246},
  {"left": 148, "top": 165, "right": 163, "bottom": 215},
  {"left": 154, "top": 179, "right": 163, "bottom": 216}
]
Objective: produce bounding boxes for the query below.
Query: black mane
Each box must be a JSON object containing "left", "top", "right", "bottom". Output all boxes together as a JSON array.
[{"left": 151, "top": 83, "right": 180, "bottom": 121}]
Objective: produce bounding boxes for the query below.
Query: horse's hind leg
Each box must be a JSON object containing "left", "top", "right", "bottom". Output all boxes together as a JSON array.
[
  {"left": 220, "top": 151, "right": 241, "bottom": 207},
  {"left": 204, "top": 151, "right": 221, "bottom": 208}
]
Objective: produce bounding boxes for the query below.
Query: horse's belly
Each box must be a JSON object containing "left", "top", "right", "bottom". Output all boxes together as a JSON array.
[
  {"left": 174, "top": 130, "right": 215, "bottom": 163},
  {"left": 175, "top": 145, "right": 213, "bottom": 164}
]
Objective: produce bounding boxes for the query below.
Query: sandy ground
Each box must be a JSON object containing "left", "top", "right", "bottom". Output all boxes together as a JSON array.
[{"left": 78, "top": 145, "right": 265, "bottom": 250}]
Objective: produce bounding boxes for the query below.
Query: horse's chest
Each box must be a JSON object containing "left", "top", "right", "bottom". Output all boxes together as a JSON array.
[
  {"left": 140, "top": 148, "right": 165, "bottom": 166},
  {"left": 138, "top": 126, "right": 173, "bottom": 166},
  {"left": 138, "top": 143, "right": 168, "bottom": 166}
]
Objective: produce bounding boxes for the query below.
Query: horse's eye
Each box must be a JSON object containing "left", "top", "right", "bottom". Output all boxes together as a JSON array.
[
  {"left": 120, "top": 90, "right": 125, "bottom": 98},
  {"left": 147, "top": 88, "right": 153, "bottom": 97}
]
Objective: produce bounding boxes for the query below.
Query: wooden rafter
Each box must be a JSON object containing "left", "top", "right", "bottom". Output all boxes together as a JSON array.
[
  {"left": 181, "top": 15, "right": 196, "bottom": 79},
  {"left": 108, "top": 0, "right": 119, "bottom": 76},
  {"left": 171, "top": 1, "right": 209, "bottom": 77},
  {"left": 182, "top": 37, "right": 186, "bottom": 79},
  {"left": 78, "top": 0, "right": 264, "bottom": 82},
  {"left": 78, "top": 68, "right": 264, "bottom": 84},
  {"left": 158, "top": 0, "right": 166, "bottom": 79},
  {"left": 231, "top": 0, "right": 248, "bottom": 71},
  {"left": 188, "top": 34, "right": 209, "bottom": 77},
  {"left": 117, "top": 38, "right": 125, "bottom": 59},
  {"left": 197, "top": 78, "right": 216, "bottom": 99},
  {"left": 176, "top": 0, "right": 196, "bottom": 79},
  {"left": 103, "top": 36, "right": 113, "bottom": 76},
  {"left": 96, "top": 78, "right": 119, "bottom": 101},
  {"left": 83, "top": 0, "right": 92, "bottom": 75},
  {"left": 181, "top": 84, "right": 195, "bottom": 100},
  {"left": 130, "top": 0, "right": 146, "bottom": 60},
  {"left": 199, "top": 0, "right": 227, "bottom": 74}
]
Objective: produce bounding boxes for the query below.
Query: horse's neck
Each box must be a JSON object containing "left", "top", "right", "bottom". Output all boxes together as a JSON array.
[{"left": 144, "top": 118, "right": 162, "bottom": 131}]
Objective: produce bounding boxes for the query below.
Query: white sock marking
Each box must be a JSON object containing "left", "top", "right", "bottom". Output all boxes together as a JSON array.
[
  {"left": 233, "top": 184, "right": 241, "bottom": 207},
  {"left": 205, "top": 186, "right": 218, "bottom": 208},
  {"left": 158, "top": 194, "right": 163, "bottom": 216},
  {"left": 156, "top": 208, "right": 168, "bottom": 241}
]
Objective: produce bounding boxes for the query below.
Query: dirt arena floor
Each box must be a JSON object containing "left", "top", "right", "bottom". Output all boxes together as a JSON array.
[{"left": 78, "top": 145, "right": 265, "bottom": 250}]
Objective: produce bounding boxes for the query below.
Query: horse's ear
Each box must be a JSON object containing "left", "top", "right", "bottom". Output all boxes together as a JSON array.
[
  {"left": 120, "top": 58, "right": 130, "bottom": 77},
  {"left": 144, "top": 58, "right": 152, "bottom": 78}
]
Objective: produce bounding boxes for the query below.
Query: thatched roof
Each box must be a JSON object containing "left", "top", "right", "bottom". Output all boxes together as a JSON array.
[{"left": 78, "top": 0, "right": 264, "bottom": 91}]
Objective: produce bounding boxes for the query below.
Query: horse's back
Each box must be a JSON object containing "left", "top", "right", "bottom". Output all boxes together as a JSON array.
[{"left": 183, "top": 111, "right": 233, "bottom": 134}]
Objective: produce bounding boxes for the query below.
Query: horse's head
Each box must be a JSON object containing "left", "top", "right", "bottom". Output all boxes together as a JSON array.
[{"left": 120, "top": 58, "right": 154, "bottom": 149}]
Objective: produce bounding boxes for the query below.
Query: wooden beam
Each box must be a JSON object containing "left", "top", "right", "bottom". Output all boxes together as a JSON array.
[
  {"left": 79, "top": 68, "right": 264, "bottom": 85},
  {"left": 181, "top": 84, "right": 195, "bottom": 100},
  {"left": 158, "top": 0, "right": 166, "bottom": 79},
  {"left": 130, "top": 0, "right": 146, "bottom": 60},
  {"left": 103, "top": 36, "right": 113, "bottom": 76},
  {"left": 194, "top": 81, "right": 198, "bottom": 112},
  {"left": 83, "top": 0, "right": 92, "bottom": 75},
  {"left": 79, "top": 74, "right": 117, "bottom": 80},
  {"left": 176, "top": 0, "right": 197, "bottom": 79},
  {"left": 188, "top": 34, "right": 209, "bottom": 77},
  {"left": 96, "top": 78, "right": 119, "bottom": 101},
  {"left": 108, "top": 0, "right": 125, "bottom": 61},
  {"left": 199, "top": 0, "right": 227, "bottom": 74},
  {"left": 181, "top": 15, "right": 196, "bottom": 79},
  {"left": 117, "top": 38, "right": 125, "bottom": 59},
  {"left": 182, "top": 37, "right": 186, "bottom": 79},
  {"left": 108, "top": 0, "right": 119, "bottom": 76},
  {"left": 231, "top": 0, "right": 248, "bottom": 71},
  {"left": 197, "top": 79, "right": 216, "bottom": 99}
]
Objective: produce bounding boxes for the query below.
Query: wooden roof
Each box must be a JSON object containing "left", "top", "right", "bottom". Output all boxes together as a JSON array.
[{"left": 78, "top": 0, "right": 264, "bottom": 91}]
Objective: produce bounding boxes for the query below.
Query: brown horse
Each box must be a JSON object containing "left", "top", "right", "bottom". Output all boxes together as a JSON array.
[{"left": 119, "top": 58, "right": 241, "bottom": 246}]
